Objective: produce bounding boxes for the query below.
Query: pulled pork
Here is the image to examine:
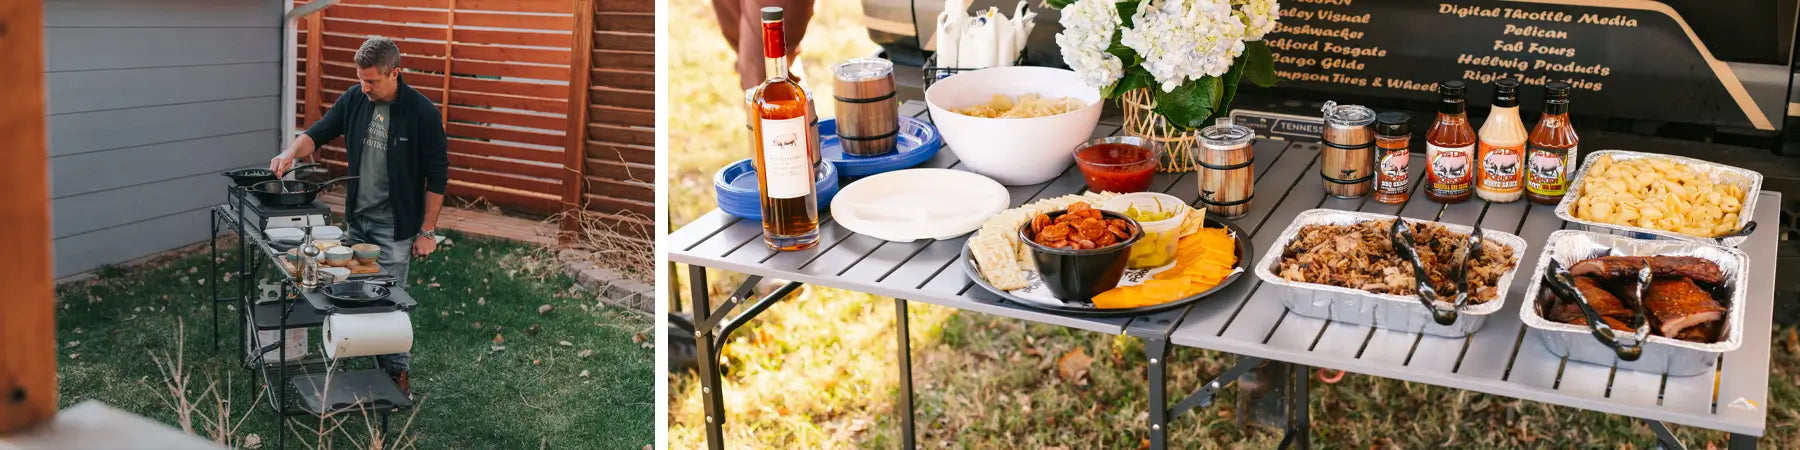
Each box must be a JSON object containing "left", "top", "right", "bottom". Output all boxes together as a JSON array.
[{"left": 1275, "top": 219, "right": 1518, "bottom": 304}]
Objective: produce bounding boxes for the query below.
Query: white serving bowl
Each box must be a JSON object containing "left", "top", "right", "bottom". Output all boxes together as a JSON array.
[{"left": 925, "top": 66, "right": 1104, "bottom": 186}]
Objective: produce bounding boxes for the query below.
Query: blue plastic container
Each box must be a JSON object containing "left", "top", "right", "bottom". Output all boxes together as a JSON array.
[
  {"left": 714, "top": 159, "right": 839, "bottom": 221},
  {"left": 818, "top": 116, "right": 941, "bottom": 177}
]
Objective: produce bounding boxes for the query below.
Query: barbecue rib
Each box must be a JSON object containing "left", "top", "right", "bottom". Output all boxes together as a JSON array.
[
  {"left": 1569, "top": 315, "right": 1634, "bottom": 331},
  {"left": 1547, "top": 276, "right": 1633, "bottom": 323},
  {"left": 1568, "top": 256, "right": 1724, "bottom": 285},
  {"left": 1642, "top": 277, "right": 1725, "bottom": 339}
]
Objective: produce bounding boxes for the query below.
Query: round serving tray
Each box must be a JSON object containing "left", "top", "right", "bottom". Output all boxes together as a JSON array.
[
  {"left": 819, "top": 117, "right": 941, "bottom": 177},
  {"left": 961, "top": 216, "right": 1253, "bottom": 318}
]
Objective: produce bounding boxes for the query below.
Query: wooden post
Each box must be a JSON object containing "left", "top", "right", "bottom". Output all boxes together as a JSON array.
[
  {"left": 439, "top": 0, "right": 454, "bottom": 129},
  {"left": 303, "top": 10, "right": 323, "bottom": 126},
  {"left": 561, "top": 0, "right": 596, "bottom": 240},
  {"left": 0, "top": 0, "right": 57, "bottom": 435}
]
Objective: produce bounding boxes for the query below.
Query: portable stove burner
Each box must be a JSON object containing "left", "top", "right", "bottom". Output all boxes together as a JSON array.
[{"left": 229, "top": 187, "right": 330, "bottom": 231}]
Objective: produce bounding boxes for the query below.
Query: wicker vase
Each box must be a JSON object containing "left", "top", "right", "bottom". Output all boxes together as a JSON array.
[{"left": 1121, "top": 88, "right": 1202, "bottom": 173}]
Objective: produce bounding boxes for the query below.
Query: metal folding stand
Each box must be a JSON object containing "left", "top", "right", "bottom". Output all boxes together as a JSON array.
[
  {"left": 1136, "top": 306, "right": 1310, "bottom": 450},
  {"left": 684, "top": 265, "right": 922, "bottom": 450},
  {"left": 209, "top": 189, "right": 410, "bottom": 450}
]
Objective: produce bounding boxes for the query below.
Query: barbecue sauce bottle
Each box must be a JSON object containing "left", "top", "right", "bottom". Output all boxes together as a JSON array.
[
  {"left": 1426, "top": 81, "right": 1476, "bottom": 203},
  {"left": 1476, "top": 80, "right": 1526, "bottom": 203},
  {"left": 1525, "top": 82, "right": 1580, "bottom": 205}
]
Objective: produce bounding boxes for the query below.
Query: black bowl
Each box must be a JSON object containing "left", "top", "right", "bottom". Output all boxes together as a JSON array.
[{"left": 1018, "top": 209, "right": 1143, "bottom": 303}]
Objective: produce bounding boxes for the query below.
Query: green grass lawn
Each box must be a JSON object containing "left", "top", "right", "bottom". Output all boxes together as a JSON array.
[
  {"left": 666, "top": 0, "right": 1800, "bottom": 446},
  {"left": 55, "top": 231, "right": 653, "bottom": 449}
]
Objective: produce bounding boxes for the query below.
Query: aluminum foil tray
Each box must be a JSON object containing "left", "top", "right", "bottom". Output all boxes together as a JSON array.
[
  {"left": 1518, "top": 230, "right": 1748, "bottom": 376},
  {"left": 1254, "top": 209, "right": 1528, "bottom": 338},
  {"left": 1555, "top": 150, "right": 1762, "bottom": 247}
]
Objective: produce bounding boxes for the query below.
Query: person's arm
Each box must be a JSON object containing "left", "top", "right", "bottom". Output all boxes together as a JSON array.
[
  {"left": 413, "top": 104, "right": 451, "bottom": 257},
  {"left": 273, "top": 93, "right": 351, "bottom": 172}
]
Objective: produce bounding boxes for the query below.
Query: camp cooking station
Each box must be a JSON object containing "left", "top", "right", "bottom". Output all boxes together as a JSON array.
[
  {"left": 669, "top": 101, "right": 1782, "bottom": 449},
  {"left": 207, "top": 181, "right": 417, "bottom": 449}
]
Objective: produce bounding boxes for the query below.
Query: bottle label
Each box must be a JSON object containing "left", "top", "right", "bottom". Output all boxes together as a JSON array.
[
  {"left": 1526, "top": 144, "right": 1576, "bottom": 197},
  {"left": 759, "top": 116, "right": 812, "bottom": 199},
  {"left": 1427, "top": 143, "right": 1474, "bottom": 197},
  {"left": 1477, "top": 141, "right": 1525, "bottom": 192},
  {"left": 1376, "top": 148, "right": 1409, "bottom": 194}
]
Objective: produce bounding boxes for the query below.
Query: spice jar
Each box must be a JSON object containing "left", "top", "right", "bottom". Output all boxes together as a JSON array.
[
  {"left": 1320, "top": 101, "right": 1376, "bottom": 198},
  {"left": 1373, "top": 112, "right": 1412, "bottom": 205},
  {"left": 1196, "top": 118, "right": 1255, "bottom": 218}
]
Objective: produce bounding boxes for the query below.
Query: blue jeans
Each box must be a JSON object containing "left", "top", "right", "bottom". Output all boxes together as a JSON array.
[{"left": 350, "top": 217, "right": 413, "bottom": 375}]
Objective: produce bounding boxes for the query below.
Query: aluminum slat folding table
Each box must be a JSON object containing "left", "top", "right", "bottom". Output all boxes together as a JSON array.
[{"left": 669, "top": 100, "right": 1780, "bottom": 449}]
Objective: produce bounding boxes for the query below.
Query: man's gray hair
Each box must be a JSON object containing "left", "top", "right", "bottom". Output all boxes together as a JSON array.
[{"left": 354, "top": 36, "right": 402, "bottom": 75}]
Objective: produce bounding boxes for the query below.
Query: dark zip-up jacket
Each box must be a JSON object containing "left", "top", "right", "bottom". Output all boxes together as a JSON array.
[{"left": 302, "top": 76, "right": 449, "bottom": 241}]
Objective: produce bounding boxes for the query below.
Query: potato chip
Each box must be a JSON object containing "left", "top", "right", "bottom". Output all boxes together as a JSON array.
[{"left": 951, "top": 93, "right": 1087, "bottom": 119}]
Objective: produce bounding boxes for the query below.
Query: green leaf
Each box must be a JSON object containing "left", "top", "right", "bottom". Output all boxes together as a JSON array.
[
  {"left": 1044, "top": 0, "right": 1076, "bottom": 10},
  {"left": 1151, "top": 76, "right": 1223, "bottom": 130},
  {"left": 1242, "top": 40, "right": 1278, "bottom": 88},
  {"left": 1208, "top": 56, "right": 1250, "bottom": 126},
  {"left": 1112, "top": 67, "right": 1154, "bottom": 97},
  {"left": 1105, "top": 33, "right": 1136, "bottom": 66},
  {"left": 1116, "top": 0, "right": 1140, "bottom": 28}
]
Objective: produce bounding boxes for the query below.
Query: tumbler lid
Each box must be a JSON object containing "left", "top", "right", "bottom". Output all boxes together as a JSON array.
[
  {"left": 1199, "top": 118, "right": 1254, "bottom": 148},
  {"left": 833, "top": 58, "right": 894, "bottom": 82},
  {"left": 1321, "top": 101, "right": 1376, "bottom": 128}
]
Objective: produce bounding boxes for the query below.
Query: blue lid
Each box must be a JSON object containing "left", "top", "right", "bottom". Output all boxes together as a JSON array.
[
  {"left": 819, "top": 116, "right": 941, "bottom": 177},
  {"left": 714, "top": 158, "right": 839, "bottom": 221}
]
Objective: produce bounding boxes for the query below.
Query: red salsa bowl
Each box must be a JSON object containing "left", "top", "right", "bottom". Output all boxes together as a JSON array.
[{"left": 1073, "top": 136, "right": 1159, "bottom": 193}]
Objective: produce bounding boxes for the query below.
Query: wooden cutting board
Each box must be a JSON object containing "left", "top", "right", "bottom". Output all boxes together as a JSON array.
[{"left": 283, "top": 259, "right": 382, "bottom": 277}]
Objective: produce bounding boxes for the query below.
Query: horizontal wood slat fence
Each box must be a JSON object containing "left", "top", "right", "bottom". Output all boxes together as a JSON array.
[{"left": 292, "top": 0, "right": 653, "bottom": 241}]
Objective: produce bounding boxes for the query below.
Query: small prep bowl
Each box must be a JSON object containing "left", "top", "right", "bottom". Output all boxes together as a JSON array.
[
  {"left": 925, "top": 66, "right": 1104, "bottom": 186},
  {"left": 323, "top": 246, "right": 353, "bottom": 267},
  {"left": 1074, "top": 136, "right": 1161, "bottom": 193},
  {"left": 351, "top": 243, "right": 381, "bottom": 262},
  {"left": 1101, "top": 192, "right": 1188, "bottom": 269},
  {"left": 1018, "top": 209, "right": 1142, "bottom": 303}
]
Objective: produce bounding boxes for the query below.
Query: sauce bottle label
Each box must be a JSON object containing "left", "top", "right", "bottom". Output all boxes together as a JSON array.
[
  {"left": 1376, "top": 149, "right": 1409, "bottom": 194},
  {"left": 759, "top": 116, "right": 813, "bottom": 199},
  {"left": 1427, "top": 143, "right": 1473, "bottom": 196},
  {"left": 1525, "top": 144, "right": 1576, "bottom": 197},
  {"left": 1477, "top": 142, "right": 1524, "bottom": 192}
]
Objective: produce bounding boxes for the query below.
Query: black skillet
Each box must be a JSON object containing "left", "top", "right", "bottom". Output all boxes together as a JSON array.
[
  {"left": 320, "top": 280, "right": 393, "bottom": 304},
  {"left": 222, "top": 162, "right": 317, "bottom": 187},
  {"left": 249, "top": 175, "right": 358, "bottom": 207}
]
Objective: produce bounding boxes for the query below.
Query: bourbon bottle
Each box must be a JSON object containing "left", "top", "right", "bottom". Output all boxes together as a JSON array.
[
  {"left": 750, "top": 7, "right": 819, "bottom": 250},
  {"left": 1425, "top": 81, "right": 1476, "bottom": 204}
]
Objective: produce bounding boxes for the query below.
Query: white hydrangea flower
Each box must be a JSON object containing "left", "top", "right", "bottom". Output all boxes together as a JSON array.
[
  {"left": 1055, "top": 0, "right": 1125, "bottom": 89},
  {"left": 1120, "top": 0, "right": 1246, "bottom": 92},
  {"left": 1234, "top": 0, "right": 1280, "bottom": 41}
]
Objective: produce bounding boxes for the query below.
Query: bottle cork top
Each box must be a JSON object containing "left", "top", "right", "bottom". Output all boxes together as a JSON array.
[{"left": 761, "top": 7, "right": 783, "bottom": 20}]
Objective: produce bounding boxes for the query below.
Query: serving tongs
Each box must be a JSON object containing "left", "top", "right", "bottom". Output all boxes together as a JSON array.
[
  {"left": 1541, "top": 258, "right": 1654, "bottom": 361},
  {"left": 1388, "top": 218, "right": 1481, "bottom": 326}
]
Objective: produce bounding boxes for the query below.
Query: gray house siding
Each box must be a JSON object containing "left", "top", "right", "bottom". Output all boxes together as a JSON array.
[{"left": 46, "top": 0, "right": 283, "bottom": 277}]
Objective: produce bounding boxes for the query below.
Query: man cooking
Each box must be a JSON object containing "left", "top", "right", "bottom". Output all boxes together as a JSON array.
[{"left": 270, "top": 36, "right": 448, "bottom": 392}]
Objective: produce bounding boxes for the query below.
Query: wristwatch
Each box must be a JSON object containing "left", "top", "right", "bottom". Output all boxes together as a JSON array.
[{"left": 419, "top": 229, "right": 437, "bottom": 239}]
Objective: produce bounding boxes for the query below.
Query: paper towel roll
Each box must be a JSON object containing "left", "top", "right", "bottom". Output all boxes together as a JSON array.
[{"left": 323, "top": 312, "right": 414, "bottom": 360}]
